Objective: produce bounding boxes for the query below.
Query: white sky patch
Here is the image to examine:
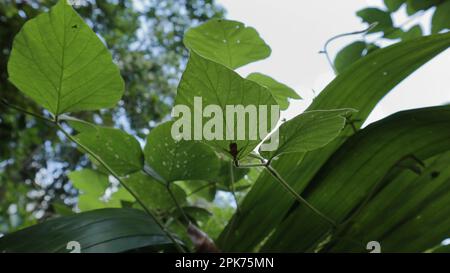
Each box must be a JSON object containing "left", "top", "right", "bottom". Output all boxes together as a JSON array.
[{"left": 217, "top": 0, "right": 450, "bottom": 126}]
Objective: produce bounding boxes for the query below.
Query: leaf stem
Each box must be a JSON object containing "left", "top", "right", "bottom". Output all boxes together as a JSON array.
[
  {"left": 264, "top": 164, "right": 337, "bottom": 227},
  {"left": 229, "top": 160, "right": 240, "bottom": 214},
  {"left": 320, "top": 23, "right": 378, "bottom": 74},
  {"left": 0, "top": 98, "right": 54, "bottom": 123},
  {"left": 234, "top": 156, "right": 336, "bottom": 227},
  {"left": 166, "top": 183, "right": 190, "bottom": 224},
  {"left": 56, "top": 122, "right": 185, "bottom": 253}
]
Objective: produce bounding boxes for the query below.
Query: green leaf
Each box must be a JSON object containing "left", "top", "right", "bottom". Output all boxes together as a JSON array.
[
  {"left": 432, "top": 0, "right": 450, "bottom": 33},
  {"left": 329, "top": 151, "right": 450, "bottom": 252},
  {"left": 406, "top": 0, "right": 443, "bottom": 15},
  {"left": 356, "top": 8, "right": 394, "bottom": 34},
  {"left": 214, "top": 156, "right": 249, "bottom": 189},
  {"left": 69, "top": 169, "right": 109, "bottom": 211},
  {"left": 144, "top": 121, "right": 221, "bottom": 182},
  {"left": 69, "top": 169, "right": 134, "bottom": 211},
  {"left": 178, "top": 180, "right": 217, "bottom": 202},
  {"left": 383, "top": 27, "right": 405, "bottom": 40},
  {"left": 334, "top": 41, "right": 367, "bottom": 74},
  {"left": 52, "top": 202, "right": 75, "bottom": 216},
  {"left": 122, "top": 171, "right": 186, "bottom": 212},
  {"left": 175, "top": 52, "right": 279, "bottom": 159},
  {"left": 262, "top": 106, "right": 450, "bottom": 251},
  {"left": 7, "top": 0, "right": 124, "bottom": 115},
  {"left": 402, "top": 25, "right": 423, "bottom": 41},
  {"left": 72, "top": 124, "right": 144, "bottom": 177},
  {"left": 384, "top": 0, "right": 405, "bottom": 11},
  {"left": 183, "top": 19, "right": 271, "bottom": 69},
  {"left": 247, "top": 73, "right": 301, "bottom": 110},
  {"left": 0, "top": 208, "right": 175, "bottom": 253},
  {"left": 260, "top": 109, "right": 357, "bottom": 160},
  {"left": 217, "top": 32, "right": 450, "bottom": 252}
]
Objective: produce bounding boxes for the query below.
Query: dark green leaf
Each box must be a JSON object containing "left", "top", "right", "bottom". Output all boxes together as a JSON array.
[
  {"left": 384, "top": 0, "right": 405, "bottom": 11},
  {"left": 334, "top": 41, "right": 367, "bottom": 73},
  {"left": 406, "top": 0, "right": 443, "bottom": 15},
  {"left": 0, "top": 208, "right": 174, "bottom": 253},
  {"left": 432, "top": 0, "right": 450, "bottom": 33},
  {"left": 356, "top": 8, "right": 394, "bottom": 34},
  {"left": 329, "top": 151, "right": 450, "bottom": 252},
  {"left": 263, "top": 106, "right": 450, "bottom": 251},
  {"left": 218, "top": 32, "right": 450, "bottom": 252}
]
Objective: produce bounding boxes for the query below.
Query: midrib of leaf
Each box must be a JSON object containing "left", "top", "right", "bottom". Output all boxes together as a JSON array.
[
  {"left": 275, "top": 115, "right": 345, "bottom": 158},
  {"left": 221, "top": 25, "right": 233, "bottom": 67},
  {"left": 56, "top": 4, "right": 70, "bottom": 116},
  {"left": 78, "top": 234, "right": 168, "bottom": 252}
]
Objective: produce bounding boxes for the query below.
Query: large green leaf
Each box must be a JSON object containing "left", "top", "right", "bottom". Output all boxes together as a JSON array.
[
  {"left": 175, "top": 52, "right": 279, "bottom": 159},
  {"left": 70, "top": 123, "right": 144, "bottom": 177},
  {"left": 328, "top": 151, "right": 450, "bottom": 252},
  {"left": 432, "top": 0, "right": 450, "bottom": 34},
  {"left": 260, "top": 109, "right": 356, "bottom": 160},
  {"left": 7, "top": 0, "right": 124, "bottom": 115},
  {"left": 183, "top": 19, "right": 271, "bottom": 69},
  {"left": 247, "top": 73, "right": 301, "bottom": 110},
  {"left": 0, "top": 208, "right": 174, "bottom": 253},
  {"left": 69, "top": 169, "right": 134, "bottom": 211},
  {"left": 218, "top": 32, "right": 450, "bottom": 251},
  {"left": 144, "top": 121, "right": 221, "bottom": 182},
  {"left": 262, "top": 106, "right": 450, "bottom": 251},
  {"left": 334, "top": 41, "right": 367, "bottom": 74}
]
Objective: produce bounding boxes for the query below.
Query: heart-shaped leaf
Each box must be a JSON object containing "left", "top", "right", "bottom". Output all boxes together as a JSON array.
[
  {"left": 175, "top": 52, "right": 279, "bottom": 159},
  {"left": 144, "top": 121, "right": 221, "bottom": 182},
  {"left": 260, "top": 109, "right": 356, "bottom": 160},
  {"left": 69, "top": 122, "right": 144, "bottom": 177},
  {"left": 183, "top": 19, "right": 271, "bottom": 69},
  {"left": 122, "top": 171, "right": 186, "bottom": 212},
  {"left": 7, "top": 0, "right": 124, "bottom": 115}
]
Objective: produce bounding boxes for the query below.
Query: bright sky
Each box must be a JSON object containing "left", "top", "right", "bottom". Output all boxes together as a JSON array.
[{"left": 217, "top": 0, "right": 450, "bottom": 125}]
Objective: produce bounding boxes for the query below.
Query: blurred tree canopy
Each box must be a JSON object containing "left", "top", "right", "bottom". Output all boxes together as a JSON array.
[{"left": 0, "top": 0, "right": 224, "bottom": 233}]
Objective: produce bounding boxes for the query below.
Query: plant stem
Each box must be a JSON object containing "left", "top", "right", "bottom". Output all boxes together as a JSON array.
[
  {"left": 229, "top": 160, "right": 240, "bottom": 214},
  {"left": 320, "top": 23, "right": 378, "bottom": 75},
  {"left": 1, "top": 98, "right": 53, "bottom": 123},
  {"left": 264, "top": 164, "right": 337, "bottom": 227},
  {"left": 185, "top": 181, "right": 216, "bottom": 197},
  {"left": 56, "top": 122, "right": 186, "bottom": 253},
  {"left": 166, "top": 183, "right": 190, "bottom": 224}
]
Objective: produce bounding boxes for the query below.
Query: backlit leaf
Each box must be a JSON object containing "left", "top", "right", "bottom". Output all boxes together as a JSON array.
[{"left": 7, "top": 0, "right": 124, "bottom": 115}]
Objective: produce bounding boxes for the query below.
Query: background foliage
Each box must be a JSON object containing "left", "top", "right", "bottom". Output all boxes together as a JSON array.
[
  {"left": 0, "top": 0, "right": 223, "bottom": 233},
  {"left": 0, "top": 0, "right": 449, "bottom": 253}
]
